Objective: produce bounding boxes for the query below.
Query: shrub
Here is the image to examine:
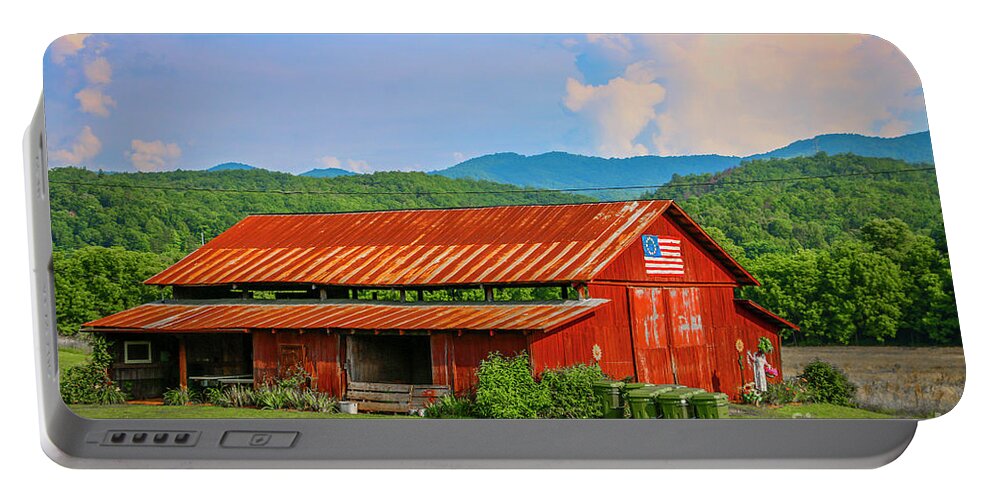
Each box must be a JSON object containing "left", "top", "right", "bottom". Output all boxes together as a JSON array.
[
  {"left": 801, "top": 360, "right": 857, "bottom": 406},
  {"left": 252, "top": 380, "right": 337, "bottom": 413},
  {"left": 60, "top": 334, "right": 127, "bottom": 405},
  {"left": 163, "top": 387, "right": 195, "bottom": 406},
  {"left": 60, "top": 363, "right": 126, "bottom": 405},
  {"left": 220, "top": 385, "right": 255, "bottom": 408},
  {"left": 254, "top": 385, "right": 291, "bottom": 410},
  {"left": 474, "top": 352, "right": 549, "bottom": 419},
  {"left": 204, "top": 387, "right": 226, "bottom": 406},
  {"left": 424, "top": 395, "right": 477, "bottom": 419},
  {"left": 765, "top": 377, "right": 811, "bottom": 405},
  {"left": 538, "top": 363, "right": 605, "bottom": 419}
]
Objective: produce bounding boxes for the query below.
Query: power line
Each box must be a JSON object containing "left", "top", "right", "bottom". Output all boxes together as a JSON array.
[{"left": 48, "top": 166, "right": 937, "bottom": 196}]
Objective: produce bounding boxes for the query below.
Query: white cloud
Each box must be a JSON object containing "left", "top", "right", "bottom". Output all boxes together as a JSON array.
[
  {"left": 345, "top": 159, "right": 372, "bottom": 173},
  {"left": 127, "top": 139, "right": 182, "bottom": 172},
  {"left": 563, "top": 62, "right": 666, "bottom": 157},
  {"left": 49, "top": 34, "right": 90, "bottom": 64},
  {"left": 74, "top": 87, "right": 116, "bottom": 117},
  {"left": 319, "top": 156, "right": 342, "bottom": 168},
  {"left": 565, "top": 35, "right": 927, "bottom": 157},
  {"left": 640, "top": 35, "right": 925, "bottom": 156},
  {"left": 51, "top": 126, "right": 102, "bottom": 165},
  {"left": 586, "top": 34, "right": 634, "bottom": 59},
  {"left": 83, "top": 57, "right": 112, "bottom": 84}
]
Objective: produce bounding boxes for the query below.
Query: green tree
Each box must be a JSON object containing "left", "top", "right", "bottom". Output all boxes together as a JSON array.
[{"left": 53, "top": 246, "right": 174, "bottom": 337}]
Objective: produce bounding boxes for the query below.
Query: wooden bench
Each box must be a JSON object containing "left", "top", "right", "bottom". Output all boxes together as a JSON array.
[{"left": 345, "top": 381, "right": 451, "bottom": 413}]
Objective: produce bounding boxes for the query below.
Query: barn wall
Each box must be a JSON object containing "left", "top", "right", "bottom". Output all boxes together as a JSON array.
[
  {"left": 449, "top": 332, "right": 529, "bottom": 394},
  {"left": 530, "top": 283, "right": 636, "bottom": 382},
  {"left": 733, "top": 306, "right": 784, "bottom": 388},
  {"left": 594, "top": 212, "right": 738, "bottom": 285},
  {"left": 252, "top": 330, "right": 343, "bottom": 397}
]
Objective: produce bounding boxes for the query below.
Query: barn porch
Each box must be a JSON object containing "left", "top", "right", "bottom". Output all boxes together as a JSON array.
[
  {"left": 84, "top": 299, "right": 608, "bottom": 409},
  {"left": 99, "top": 331, "right": 253, "bottom": 399}
]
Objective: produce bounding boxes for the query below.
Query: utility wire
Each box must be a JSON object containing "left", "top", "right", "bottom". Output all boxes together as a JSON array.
[{"left": 48, "top": 166, "right": 937, "bottom": 196}]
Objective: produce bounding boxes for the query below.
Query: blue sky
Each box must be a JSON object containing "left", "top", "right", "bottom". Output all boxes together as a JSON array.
[{"left": 43, "top": 34, "right": 928, "bottom": 174}]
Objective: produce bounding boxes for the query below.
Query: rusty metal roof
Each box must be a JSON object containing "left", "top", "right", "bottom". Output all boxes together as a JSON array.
[
  {"left": 734, "top": 299, "right": 800, "bottom": 331},
  {"left": 146, "top": 201, "right": 674, "bottom": 287},
  {"left": 82, "top": 299, "right": 609, "bottom": 333},
  {"left": 144, "top": 200, "right": 758, "bottom": 287}
]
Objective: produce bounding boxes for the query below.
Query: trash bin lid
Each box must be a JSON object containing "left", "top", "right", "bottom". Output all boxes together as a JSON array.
[
  {"left": 691, "top": 392, "right": 729, "bottom": 403},
  {"left": 627, "top": 387, "right": 660, "bottom": 398},
  {"left": 593, "top": 380, "right": 625, "bottom": 389},
  {"left": 650, "top": 384, "right": 685, "bottom": 395},
  {"left": 658, "top": 388, "right": 705, "bottom": 401},
  {"left": 623, "top": 382, "right": 653, "bottom": 391}
]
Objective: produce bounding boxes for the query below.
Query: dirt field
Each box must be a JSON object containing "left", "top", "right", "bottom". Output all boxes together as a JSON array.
[{"left": 781, "top": 346, "right": 965, "bottom": 417}]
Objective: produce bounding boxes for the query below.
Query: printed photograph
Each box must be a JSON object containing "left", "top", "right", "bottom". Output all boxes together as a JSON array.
[{"left": 44, "top": 34, "right": 962, "bottom": 420}]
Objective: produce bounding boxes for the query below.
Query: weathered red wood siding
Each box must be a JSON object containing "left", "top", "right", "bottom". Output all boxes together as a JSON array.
[
  {"left": 252, "top": 330, "right": 344, "bottom": 397},
  {"left": 733, "top": 305, "right": 784, "bottom": 387},
  {"left": 626, "top": 287, "right": 675, "bottom": 384},
  {"left": 449, "top": 333, "right": 528, "bottom": 395},
  {"left": 530, "top": 283, "right": 636, "bottom": 382},
  {"left": 594, "top": 212, "right": 738, "bottom": 285},
  {"left": 430, "top": 333, "right": 454, "bottom": 387}
]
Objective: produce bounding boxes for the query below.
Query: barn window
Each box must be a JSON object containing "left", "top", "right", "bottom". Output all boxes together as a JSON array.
[{"left": 124, "top": 341, "right": 153, "bottom": 364}]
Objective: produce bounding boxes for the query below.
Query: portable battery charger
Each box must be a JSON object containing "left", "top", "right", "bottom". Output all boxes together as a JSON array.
[{"left": 27, "top": 34, "right": 960, "bottom": 468}]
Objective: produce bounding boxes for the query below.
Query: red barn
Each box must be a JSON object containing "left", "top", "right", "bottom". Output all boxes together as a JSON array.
[{"left": 83, "top": 200, "right": 797, "bottom": 410}]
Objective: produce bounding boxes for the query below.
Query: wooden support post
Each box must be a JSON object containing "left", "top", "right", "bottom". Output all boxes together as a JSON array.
[
  {"left": 484, "top": 286, "right": 494, "bottom": 302},
  {"left": 319, "top": 287, "right": 328, "bottom": 301},
  {"left": 400, "top": 288, "right": 406, "bottom": 302},
  {"left": 560, "top": 285, "right": 569, "bottom": 300},
  {"left": 178, "top": 336, "right": 188, "bottom": 389},
  {"left": 417, "top": 289, "right": 424, "bottom": 301}
]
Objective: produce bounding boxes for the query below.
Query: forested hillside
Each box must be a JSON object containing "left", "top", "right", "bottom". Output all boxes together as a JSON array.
[
  {"left": 49, "top": 167, "right": 591, "bottom": 258},
  {"left": 48, "top": 168, "right": 590, "bottom": 336},
  {"left": 644, "top": 153, "right": 957, "bottom": 345},
  {"left": 436, "top": 132, "right": 934, "bottom": 200}
]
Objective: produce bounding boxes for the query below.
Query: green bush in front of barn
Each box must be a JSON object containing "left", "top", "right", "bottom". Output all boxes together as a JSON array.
[
  {"left": 423, "top": 395, "right": 478, "bottom": 418},
  {"left": 59, "top": 335, "right": 127, "bottom": 405},
  {"left": 801, "top": 360, "right": 857, "bottom": 406},
  {"left": 538, "top": 363, "right": 606, "bottom": 419},
  {"left": 438, "top": 352, "right": 607, "bottom": 419},
  {"left": 473, "top": 352, "right": 550, "bottom": 419}
]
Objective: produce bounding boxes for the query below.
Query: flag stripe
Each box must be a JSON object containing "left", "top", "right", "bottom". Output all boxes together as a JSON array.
[{"left": 646, "top": 269, "right": 685, "bottom": 275}]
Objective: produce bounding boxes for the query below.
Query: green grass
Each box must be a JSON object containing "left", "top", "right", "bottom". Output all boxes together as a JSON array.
[
  {"left": 58, "top": 348, "right": 89, "bottom": 370},
  {"left": 730, "top": 403, "right": 893, "bottom": 419},
  {"left": 70, "top": 404, "right": 413, "bottom": 419}
]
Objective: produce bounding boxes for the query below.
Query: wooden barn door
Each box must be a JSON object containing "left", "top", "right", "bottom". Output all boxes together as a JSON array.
[
  {"left": 628, "top": 287, "right": 676, "bottom": 384},
  {"left": 664, "top": 288, "right": 714, "bottom": 389}
]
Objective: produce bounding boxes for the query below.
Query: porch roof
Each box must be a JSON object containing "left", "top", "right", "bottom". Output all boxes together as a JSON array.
[{"left": 81, "top": 299, "right": 609, "bottom": 334}]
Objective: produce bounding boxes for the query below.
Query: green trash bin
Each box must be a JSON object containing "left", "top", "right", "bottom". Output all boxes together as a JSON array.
[
  {"left": 627, "top": 387, "right": 667, "bottom": 419},
  {"left": 593, "top": 380, "right": 625, "bottom": 418},
  {"left": 621, "top": 382, "right": 654, "bottom": 418},
  {"left": 690, "top": 392, "right": 730, "bottom": 419},
  {"left": 648, "top": 384, "right": 685, "bottom": 416},
  {"left": 657, "top": 388, "right": 705, "bottom": 419}
]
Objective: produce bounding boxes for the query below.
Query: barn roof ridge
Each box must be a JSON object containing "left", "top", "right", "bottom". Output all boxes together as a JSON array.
[{"left": 244, "top": 199, "right": 667, "bottom": 217}]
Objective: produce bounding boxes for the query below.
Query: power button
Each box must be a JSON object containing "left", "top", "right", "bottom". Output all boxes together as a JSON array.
[{"left": 220, "top": 431, "right": 298, "bottom": 448}]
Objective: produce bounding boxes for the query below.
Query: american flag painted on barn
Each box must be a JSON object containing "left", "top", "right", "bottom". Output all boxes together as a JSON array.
[{"left": 641, "top": 234, "right": 684, "bottom": 275}]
